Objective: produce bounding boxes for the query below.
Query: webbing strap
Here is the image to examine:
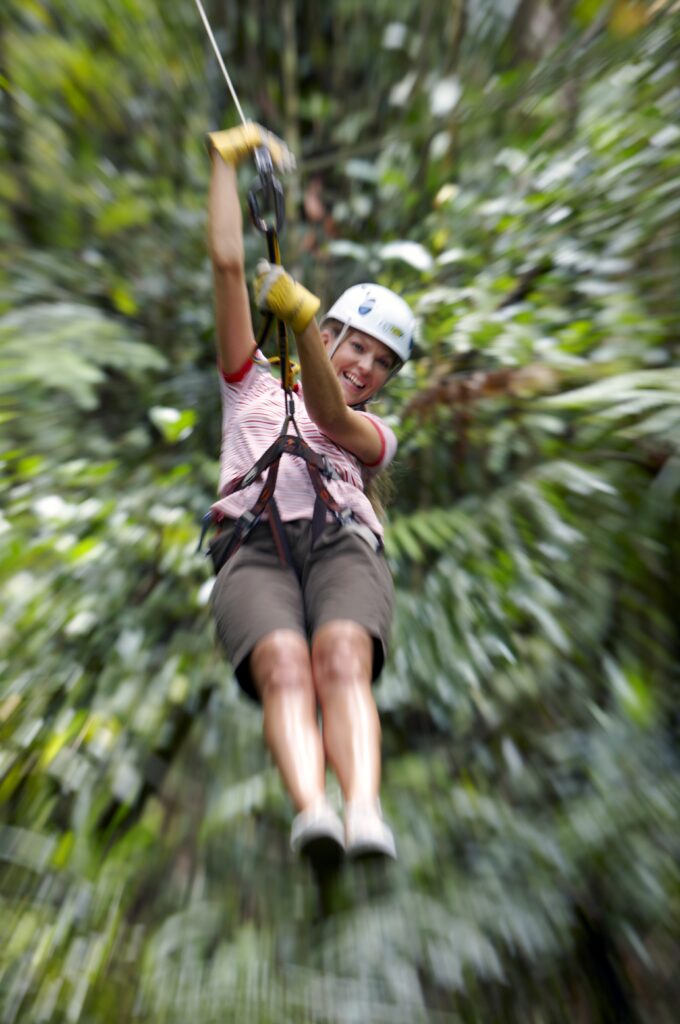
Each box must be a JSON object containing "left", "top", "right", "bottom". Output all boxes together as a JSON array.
[
  {"left": 208, "top": 452, "right": 283, "bottom": 566},
  {"left": 221, "top": 432, "right": 338, "bottom": 499},
  {"left": 266, "top": 495, "right": 295, "bottom": 567},
  {"left": 265, "top": 228, "right": 297, "bottom": 396},
  {"left": 304, "top": 461, "right": 354, "bottom": 526}
]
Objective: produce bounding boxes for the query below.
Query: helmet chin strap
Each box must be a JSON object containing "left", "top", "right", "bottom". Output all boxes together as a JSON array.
[{"left": 326, "top": 319, "right": 351, "bottom": 360}]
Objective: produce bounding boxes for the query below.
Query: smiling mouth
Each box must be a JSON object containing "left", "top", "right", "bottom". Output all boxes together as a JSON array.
[{"left": 343, "top": 372, "right": 365, "bottom": 391}]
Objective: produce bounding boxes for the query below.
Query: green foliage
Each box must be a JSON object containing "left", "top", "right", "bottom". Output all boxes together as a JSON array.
[{"left": 2, "top": 2, "right": 680, "bottom": 1022}]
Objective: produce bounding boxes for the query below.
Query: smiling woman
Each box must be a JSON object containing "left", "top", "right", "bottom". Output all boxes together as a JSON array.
[
  {"left": 327, "top": 327, "right": 396, "bottom": 405},
  {"left": 204, "top": 123, "right": 416, "bottom": 868}
]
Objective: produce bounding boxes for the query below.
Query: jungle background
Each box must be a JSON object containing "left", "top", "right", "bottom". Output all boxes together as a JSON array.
[{"left": 2, "top": 1, "right": 680, "bottom": 1021}]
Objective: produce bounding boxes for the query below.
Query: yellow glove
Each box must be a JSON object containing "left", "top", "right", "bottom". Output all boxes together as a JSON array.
[
  {"left": 254, "top": 260, "right": 320, "bottom": 334},
  {"left": 206, "top": 123, "right": 295, "bottom": 171}
]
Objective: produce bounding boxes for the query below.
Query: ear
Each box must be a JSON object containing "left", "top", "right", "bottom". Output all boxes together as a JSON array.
[{"left": 320, "top": 327, "right": 334, "bottom": 350}]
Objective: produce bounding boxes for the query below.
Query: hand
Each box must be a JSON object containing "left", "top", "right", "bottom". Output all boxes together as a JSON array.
[
  {"left": 206, "top": 123, "right": 295, "bottom": 172},
  {"left": 253, "top": 260, "right": 320, "bottom": 334}
]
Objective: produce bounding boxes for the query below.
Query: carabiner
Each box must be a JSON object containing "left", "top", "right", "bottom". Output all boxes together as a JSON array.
[{"left": 247, "top": 146, "right": 285, "bottom": 235}]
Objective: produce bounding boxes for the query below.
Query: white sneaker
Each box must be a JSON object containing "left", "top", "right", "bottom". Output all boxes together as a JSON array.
[
  {"left": 344, "top": 800, "right": 397, "bottom": 861},
  {"left": 290, "top": 797, "right": 345, "bottom": 868}
]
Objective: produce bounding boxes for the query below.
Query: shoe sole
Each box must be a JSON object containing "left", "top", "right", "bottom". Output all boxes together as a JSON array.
[
  {"left": 347, "top": 843, "right": 396, "bottom": 863},
  {"left": 299, "top": 833, "right": 345, "bottom": 872}
]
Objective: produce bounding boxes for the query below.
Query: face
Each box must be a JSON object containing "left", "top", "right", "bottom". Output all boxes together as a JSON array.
[{"left": 324, "top": 328, "right": 396, "bottom": 405}]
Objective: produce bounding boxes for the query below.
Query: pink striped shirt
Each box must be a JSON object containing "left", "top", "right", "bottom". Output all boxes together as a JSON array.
[{"left": 211, "top": 354, "right": 397, "bottom": 538}]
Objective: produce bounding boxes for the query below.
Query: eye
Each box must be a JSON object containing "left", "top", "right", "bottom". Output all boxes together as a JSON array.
[
  {"left": 351, "top": 341, "right": 364, "bottom": 352},
  {"left": 377, "top": 356, "right": 391, "bottom": 370}
]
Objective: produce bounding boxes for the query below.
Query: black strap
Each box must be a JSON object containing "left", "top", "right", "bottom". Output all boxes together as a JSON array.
[
  {"left": 312, "top": 493, "right": 328, "bottom": 545},
  {"left": 267, "top": 495, "right": 296, "bottom": 568},
  {"left": 206, "top": 454, "right": 282, "bottom": 568}
]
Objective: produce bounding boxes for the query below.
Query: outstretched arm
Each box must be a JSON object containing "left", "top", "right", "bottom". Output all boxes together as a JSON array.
[
  {"left": 208, "top": 153, "right": 254, "bottom": 375},
  {"left": 207, "top": 125, "right": 294, "bottom": 376}
]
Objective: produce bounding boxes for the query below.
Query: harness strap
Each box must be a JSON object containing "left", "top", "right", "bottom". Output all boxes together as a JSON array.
[
  {"left": 312, "top": 491, "right": 328, "bottom": 545},
  {"left": 266, "top": 494, "right": 295, "bottom": 567},
  {"left": 304, "top": 462, "right": 355, "bottom": 532},
  {"left": 206, "top": 452, "right": 282, "bottom": 566},
  {"left": 221, "top": 432, "right": 339, "bottom": 499}
]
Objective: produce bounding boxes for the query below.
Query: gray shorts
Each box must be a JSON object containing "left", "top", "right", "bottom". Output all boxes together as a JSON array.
[{"left": 210, "top": 519, "right": 394, "bottom": 702}]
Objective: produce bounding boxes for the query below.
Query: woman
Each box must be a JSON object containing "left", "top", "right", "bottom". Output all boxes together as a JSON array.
[{"left": 206, "top": 123, "right": 414, "bottom": 866}]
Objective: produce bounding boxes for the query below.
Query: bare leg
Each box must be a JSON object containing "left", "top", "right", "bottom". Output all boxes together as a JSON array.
[
  {"left": 250, "top": 629, "right": 324, "bottom": 812},
  {"left": 311, "top": 620, "right": 381, "bottom": 803},
  {"left": 312, "top": 621, "right": 396, "bottom": 858}
]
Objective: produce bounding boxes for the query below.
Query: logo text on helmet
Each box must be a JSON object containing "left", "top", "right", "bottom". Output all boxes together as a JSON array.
[{"left": 377, "top": 319, "right": 404, "bottom": 338}]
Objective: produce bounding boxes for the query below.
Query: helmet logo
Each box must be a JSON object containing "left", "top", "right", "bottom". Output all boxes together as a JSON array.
[
  {"left": 357, "top": 296, "right": 376, "bottom": 316},
  {"left": 377, "top": 318, "right": 403, "bottom": 338}
]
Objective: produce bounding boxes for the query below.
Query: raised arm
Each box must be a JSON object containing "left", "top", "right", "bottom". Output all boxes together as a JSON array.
[
  {"left": 208, "top": 153, "right": 254, "bottom": 375},
  {"left": 206, "top": 125, "right": 294, "bottom": 375}
]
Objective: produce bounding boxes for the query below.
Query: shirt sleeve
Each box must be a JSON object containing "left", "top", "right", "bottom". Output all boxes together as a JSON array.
[
  {"left": 357, "top": 412, "right": 398, "bottom": 473},
  {"left": 220, "top": 354, "right": 255, "bottom": 385},
  {"left": 219, "top": 347, "right": 272, "bottom": 386},
  {"left": 218, "top": 351, "right": 273, "bottom": 414}
]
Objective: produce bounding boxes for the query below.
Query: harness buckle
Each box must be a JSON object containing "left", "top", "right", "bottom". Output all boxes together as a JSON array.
[
  {"left": 240, "top": 509, "right": 259, "bottom": 529},
  {"left": 196, "top": 511, "right": 214, "bottom": 554},
  {"left": 321, "top": 456, "right": 339, "bottom": 480},
  {"left": 241, "top": 465, "right": 262, "bottom": 488}
]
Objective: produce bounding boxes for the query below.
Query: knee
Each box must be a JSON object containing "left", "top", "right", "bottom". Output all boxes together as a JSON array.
[
  {"left": 312, "top": 621, "right": 373, "bottom": 695},
  {"left": 251, "top": 630, "right": 312, "bottom": 700}
]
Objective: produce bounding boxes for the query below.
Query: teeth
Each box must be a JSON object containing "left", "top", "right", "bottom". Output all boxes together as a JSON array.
[{"left": 345, "top": 373, "right": 363, "bottom": 388}]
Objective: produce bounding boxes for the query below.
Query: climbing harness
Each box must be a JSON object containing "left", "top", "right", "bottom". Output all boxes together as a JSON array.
[{"left": 194, "top": 1, "right": 362, "bottom": 571}]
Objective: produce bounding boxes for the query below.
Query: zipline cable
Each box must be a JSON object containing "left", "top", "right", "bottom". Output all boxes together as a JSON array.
[{"left": 192, "top": 0, "right": 249, "bottom": 127}]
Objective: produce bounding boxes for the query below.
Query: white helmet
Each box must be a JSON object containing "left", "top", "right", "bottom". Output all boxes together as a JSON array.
[{"left": 322, "top": 283, "right": 415, "bottom": 366}]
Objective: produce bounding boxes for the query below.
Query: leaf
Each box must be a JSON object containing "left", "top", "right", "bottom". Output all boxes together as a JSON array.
[
  {"left": 379, "top": 241, "right": 434, "bottom": 271},
  {"left": 148, "top": 407, "right": 197, "bottom": 443},
  {"left": 386, "top": 516, "right": 426, "bottom": 562},
  {"left": 326, "top": 240, "right": 370, "bottom": 261},
  {"left": 430, "top": 76, "right": 462, "bottom": 117}
]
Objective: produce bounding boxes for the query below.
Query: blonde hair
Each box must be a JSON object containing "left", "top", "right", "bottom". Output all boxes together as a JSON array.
[{"left": 363, "top": 465, "right": 393, "bottom": 520}]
